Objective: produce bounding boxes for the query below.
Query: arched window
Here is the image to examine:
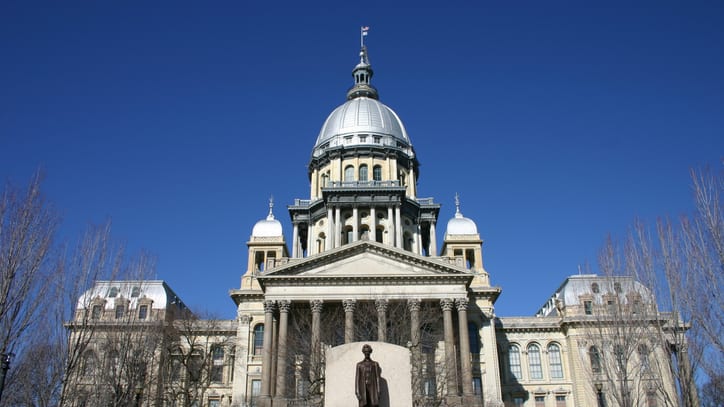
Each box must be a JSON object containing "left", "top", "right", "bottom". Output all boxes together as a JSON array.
[
  {"left": 321, "top": 173, "right": 328, "bottom": 188},
  {"left": 211, "top": 346, "right": 224, "bottom": 382},
  {"left": 548, "top": 343, "right": 564, "bottom": 378},
  {"left": 253, "top": 324, "right": 264, "bottom": 355},
  {"left": 528, "top": 344, "right": 543, "bottom": 379},
  {"left": 359, "top": 165, "right": 368, "bottom": 182},
  {"left": 344, "top": 166, "right": 354, "bottom": 182},
  {"left": 373, "top": 165, "right": 382, "bottom": 181},
  {"left": 508, "top": 345, "right": 522, "bottom": 381},
  {"left": 589, "top": 346, "right": 602, "bottom": 373}
]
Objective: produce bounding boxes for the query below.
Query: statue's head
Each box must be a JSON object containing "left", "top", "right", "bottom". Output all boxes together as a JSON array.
[{"left": 362, "top": 344, "right": 372, "bottom": 356}]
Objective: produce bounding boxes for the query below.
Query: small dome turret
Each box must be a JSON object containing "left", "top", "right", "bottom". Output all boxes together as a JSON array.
[
  {"left": 445, "top": 194, "right": 478, "bottom": 235},
  {"left": 251, "top": 198, "right": 283, "bottom": 238}
]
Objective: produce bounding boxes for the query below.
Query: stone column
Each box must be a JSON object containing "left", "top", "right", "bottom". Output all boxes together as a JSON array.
[
  {"left": 375, "top": 299, "right": 388, "bottom": 342},
  {"left": 456, "top": 297, "right": 474, "bottom": 399},
  {"left": 275, "top": 300, "right": 291, "bottom": 399},
  {"left": 408, "top": 299, "right": 422, "bottom": 397},
  {"left": 387, "top": 206, "right": 394, "bottom": 246},
  {"left": 441, "top": 298, "right": 458, "bottom": 397},
  {"left": 260, "top": 300, "right": 276, "bottom": 400},
  {"left": 343, "top": 299, "right": 356, "bottom": 344},
  {"left": 292, "top": 223, "right": 299, "bottom": 258},
  {"left": 429, "top": 222, "right": 437, "bottom": 256},
  {"left": 327, "top": 207, "right": 334, "bottom": 250},
  {"left": 370, "top": 207, "right": 377, "bottom": 242},
  {"left": 271, "top": 313, "right": 279, "bottom": 396},
  {"left": 395, "top": 205, "right": 403, "bottom": 249},
  {"left": 352, "top": 207, "right": 359, "bottom": 242},
  {"left": 335, "top": 207, "right": 342, "bottom": 247},
  {"left": 309, "top": 300, "right": 323, "bottom": 384}
]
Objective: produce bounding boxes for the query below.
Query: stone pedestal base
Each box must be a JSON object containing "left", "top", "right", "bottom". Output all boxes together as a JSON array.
[
  {"left": 271, "top": 397, "right": 289, "bottom": 407},
  {"left": 462, "top": 394, "right": 483, "bottom": 407}
]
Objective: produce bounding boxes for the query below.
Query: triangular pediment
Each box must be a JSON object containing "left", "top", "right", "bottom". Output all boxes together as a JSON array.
[{"left": 259, "top": 240, "right": 469, "bottom": 280}]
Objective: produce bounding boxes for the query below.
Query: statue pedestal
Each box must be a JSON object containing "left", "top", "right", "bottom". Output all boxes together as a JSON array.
[{"left": 325, "top": 342, "right": 412, "bottom": 407}]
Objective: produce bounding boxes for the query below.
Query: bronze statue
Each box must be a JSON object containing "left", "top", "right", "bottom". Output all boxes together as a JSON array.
[{"left": 355, "top": 344, "right": 381, "bottom": 407}]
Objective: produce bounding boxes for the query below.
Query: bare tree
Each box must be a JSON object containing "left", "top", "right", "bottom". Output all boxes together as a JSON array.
[
  {"left": 162, "top": 312, "right": 236, "bottom": 407},
  {"left": 586, "top": 166, "right": 723, "bottom": 407},
  {"left": 0, "top": 172, "right": 59, "bottom": 403}
]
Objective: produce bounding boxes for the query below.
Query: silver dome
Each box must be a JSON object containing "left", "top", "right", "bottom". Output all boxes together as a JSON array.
[{"left": 312, "top": 97, "right": 411, "bottom": 156}]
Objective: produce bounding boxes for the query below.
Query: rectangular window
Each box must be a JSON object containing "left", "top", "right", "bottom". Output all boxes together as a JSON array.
[
  {"left": 472, "top": 377, "right": 482, "bottom": 395},
  {"left": 535, "top": 395, "right": 545, "bottom": 407},
  {"left": 208, "top": 400, "right": 220, "bottom": 407},
  {"left": 584, "top": 301, "right": 593, "bottom": 315},
  {"left": 556, "top": 395, "right": 566, "bottom": 407},
  {"left": 115, "top": 305, "right": 124, "bottom": 319},
  {"left": 251, "top": 380, "right": 262, "bottom": 406},
  {"left": 514, "top": 397, "right": 524, "bottom": 407},
  {"left": 91, "top": 305, "right": 102, "bottom": 319},
  {"left": 138, "top": 305, "right": 148, "bottom": 320}
]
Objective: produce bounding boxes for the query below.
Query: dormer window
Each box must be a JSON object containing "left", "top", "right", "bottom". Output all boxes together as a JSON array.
[
  {"left": 373, "top": 136, "right": 381, "bottom": 144},
  {"left": 614, "top": 282, "right": 622, "bottom": 293},
  {"left": 107, "top": 287, "right": 119, "bottom": 298},
  {"left": 591, "top": 283, "right": 600, "bottom": 293},
  {"left": 138, "top": 305, "right": 148, "bottom": 320},
  {"left": 131, "top": 286, "right": 141, "bottom": 297},
  {"left": 359, "top": 134, "right": 367, "bottom": 143}
]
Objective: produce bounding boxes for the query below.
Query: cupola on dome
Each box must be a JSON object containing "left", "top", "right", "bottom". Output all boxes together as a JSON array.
[
  {"left": 311, "top": 46, "right": 412, "bottom": 158},
  {"left": 252, "top": 200, "right": 283, "bottom": 237},
  {"left": 445, "top": 197, "right": 478, "bottom": 235}
]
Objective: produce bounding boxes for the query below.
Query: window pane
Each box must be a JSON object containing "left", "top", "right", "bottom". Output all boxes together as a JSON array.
[
  {"left": 359, "top": 165, "right": 368, "bottom": 181},
  {"left": 528, "top": 344, "right": 543, "bottom": 379},
  {"left": 509, "top": 345, "right": 522, "bottom": 380},
  {"left": 253, "top": 325, "right": 264, "bottom": 355},
  {"left": 115, "top": 306, "right": 124, "bottom": 319},
  {"left": 373, "top": 165, "right": 382, "bottom": 181},
  {"left": 548, "top": 344, "right": 564, "bottom": 378},
  {"left": 138, "top": 305, "right": 148, "bottom": 320},
  {"left": 344, "top": 166, "right": 354, "bottom": 181}
]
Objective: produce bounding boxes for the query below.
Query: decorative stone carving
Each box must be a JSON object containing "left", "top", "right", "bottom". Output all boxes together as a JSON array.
[
  {"left": 278, "top": 299, "right": 291, "bottom": 313},
  {"left": 263, "top": 300, "right": 276, "bottom": 313},
  {"left": 238, "top": 313, "right": 252, "bottom": 325},
  {"left": 455, "top": 297, "right": 469, "bottom": 311},
  {"left": 343, "top": 299, "right": 357, "bottom": 312},
  {"left": 440, "top": 298, "right": 455, "bottom": 311},
  {"left": 407, "top": 298, "right": 421, "bottom": 312},
  {"left": 374, "top": 299, "right": 389, "bottom": 313},
  {"left": 310, "top": 299, "right": 324, "bottom": 313}
]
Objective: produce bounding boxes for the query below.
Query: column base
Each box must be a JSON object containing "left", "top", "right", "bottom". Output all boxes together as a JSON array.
[{"left": 257, "top": 395, "right": 272, "bottom": 407}]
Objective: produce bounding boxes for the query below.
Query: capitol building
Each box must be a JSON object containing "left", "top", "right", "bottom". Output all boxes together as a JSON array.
[{"left": 68, "top": 41, "right": 683, "bottom": 407}]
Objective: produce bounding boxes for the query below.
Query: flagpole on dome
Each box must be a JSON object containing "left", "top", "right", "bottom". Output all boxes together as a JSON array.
[{"left": 360, "top": 26, "right": 369, "bottom": 49}]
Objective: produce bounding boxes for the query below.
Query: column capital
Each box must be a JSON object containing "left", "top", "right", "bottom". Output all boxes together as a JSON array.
[
  {"left": 375, "top": 298, "right": 389, "bottom": 313},
  {"left": 238, "top": 313, "right": 252, "bottom": 325},
  {"left": 263, "top": 300, "right": 276, "bottom": 313},
  {"left": 455, "top": 297, "right": 469, "bottom": 311},
  {"left": 440, "top": 298, "right": 455, "bottom": 311},
  {"left": 343, "top": 299, "right": 357, "bottom": 312},
  {"left": 310, "top": 299, "right": 324, "bottom": 313},
  {"left": 278, "top": 299, "right": 291, "bottom": 313},
  {"left": 407, "top": 298, "right": 421, "bottom": 312}
]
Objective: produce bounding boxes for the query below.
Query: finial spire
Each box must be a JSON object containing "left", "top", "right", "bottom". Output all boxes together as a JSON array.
[
  {"left": 267, "top": 196, "right": 275, "bottom": 220},
  {"left": 454, "top": 193, "right": 464, "bottom": 218},
  {"left": 347, "top": 26, "right": 378, "bottom": 100}
]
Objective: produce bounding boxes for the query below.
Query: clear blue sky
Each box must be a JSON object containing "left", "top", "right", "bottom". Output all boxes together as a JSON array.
[{"left": 1, "top": 1, "right": 722, "bottom": 319}]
